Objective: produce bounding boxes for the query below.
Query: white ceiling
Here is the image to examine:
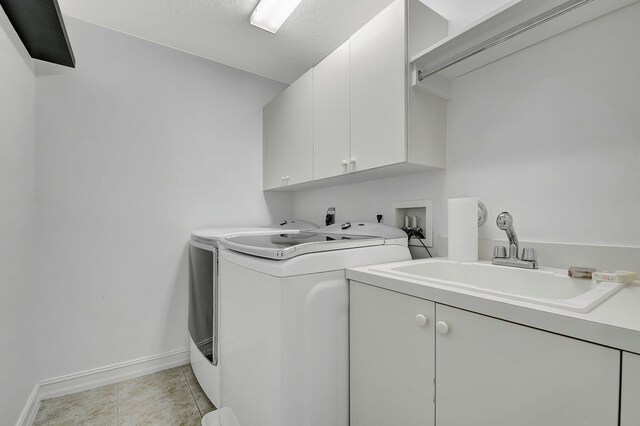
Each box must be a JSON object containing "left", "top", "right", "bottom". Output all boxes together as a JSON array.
[{"left": 58, "top": 0, "right": 510, "bottom": 84}]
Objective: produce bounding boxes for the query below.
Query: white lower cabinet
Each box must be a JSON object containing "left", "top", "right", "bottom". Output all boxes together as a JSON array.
[
  {"left": 350, "top": 282, "right": 435, "bottom": 426},
  {"left": 621, "top": 352, "right": 640, "bottom": 425},
  {"left": 350, "top": 281, "right": 621, "bottom": 426},
  {"left": 435, "top": 304, "right": 619, "bottom": 426}
]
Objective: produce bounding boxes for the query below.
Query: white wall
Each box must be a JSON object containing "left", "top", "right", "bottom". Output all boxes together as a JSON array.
[
  {"left": 35, "top": 18, "right": 290, "bottom": 380},
  {"left": 0, "top": 10, "right": 37, "bottom": 425},
  {"left": 293, "top": 3, "right": 640, "bottom": 253}
]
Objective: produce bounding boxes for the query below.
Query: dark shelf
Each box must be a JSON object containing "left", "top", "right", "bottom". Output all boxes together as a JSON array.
[{"left": 1, "top": 0, "right": 75, "bottom": 67}]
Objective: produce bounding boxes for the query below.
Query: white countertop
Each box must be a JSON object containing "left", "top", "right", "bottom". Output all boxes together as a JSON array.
[{"left": 347, "top": 258, "right": 640, "bottom": 354}]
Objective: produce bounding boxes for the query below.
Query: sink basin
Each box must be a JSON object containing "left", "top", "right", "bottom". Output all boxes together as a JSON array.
[{"left": 374, "top": 260, "right": 625, "bottom": 313}]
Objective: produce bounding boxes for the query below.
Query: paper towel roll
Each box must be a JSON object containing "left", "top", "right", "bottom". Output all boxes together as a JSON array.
[{"left": 448, "top": 198, "right": 478, "bottom": 262}]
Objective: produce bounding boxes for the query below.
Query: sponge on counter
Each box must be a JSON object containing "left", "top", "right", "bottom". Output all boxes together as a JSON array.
[{"left": 592, "top": 270, "right": 637, "bottom": 284}]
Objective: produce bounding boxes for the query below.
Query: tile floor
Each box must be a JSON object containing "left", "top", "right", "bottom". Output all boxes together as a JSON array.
[{"left": 33, "top": 364, "right": 215, "bottom": 425}]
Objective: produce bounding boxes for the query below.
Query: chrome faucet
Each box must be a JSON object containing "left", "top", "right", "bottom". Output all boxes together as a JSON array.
[
  {"left": 497, "top": 212, "right": 519, "bottom": 257},
  {"left": 492, "top": 212, "right": 538, "bottom": 269}
]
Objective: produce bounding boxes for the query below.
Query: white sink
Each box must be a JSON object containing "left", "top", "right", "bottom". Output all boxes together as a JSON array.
[{"left": 373, "top": 259, "right": 625, "bottom": 313}]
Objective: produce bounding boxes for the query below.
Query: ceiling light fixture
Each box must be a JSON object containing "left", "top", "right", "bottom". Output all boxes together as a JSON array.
[{"left": 250, "top": 0, "right": 303, "bottom": 34}]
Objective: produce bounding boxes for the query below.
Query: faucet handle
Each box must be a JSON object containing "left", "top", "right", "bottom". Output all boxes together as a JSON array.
[
  {"left": 493, "top": 245, "right": 507, "bottom": 259},
  {"left": 522, "top": 248, "right": 537, "bottom": 262},
  {"left": 509, "top": 244, "right": 518, "bottom": 259}
]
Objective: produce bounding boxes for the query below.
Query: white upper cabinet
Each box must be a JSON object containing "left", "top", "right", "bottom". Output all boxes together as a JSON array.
[
  {"left": 263, "top": 69, "right": 313, "bottom": 190},
  {"left": 349, "top": 0, "right": 407, "bottom": 172},
  {"left": 313, "top": 40, "right": 350, "bottom": 180},
  {"left": 622, "top": 352, "right": 640, "bottom": 426},
  {"left": 263, "top": 0, "right": 448, "bottom": 191},
  {"left": 263, "top": 94, "right": 286, "bottom": 190}
]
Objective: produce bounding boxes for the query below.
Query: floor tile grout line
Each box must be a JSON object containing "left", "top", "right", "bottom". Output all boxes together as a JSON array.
[
  {"left": 181, "top": 365, "right": 204, "bottom": 418},
  {"left": 183, "top": 365, "right": 204, "bottom": 418}
]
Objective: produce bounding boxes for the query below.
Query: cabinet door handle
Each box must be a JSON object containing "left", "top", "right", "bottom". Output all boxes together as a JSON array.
[
  {"left": 436, "top": 321, "right": 449, "bottom": 335},
  {"left": 415, "top": 314, "right": 428, "bottom": 326}
]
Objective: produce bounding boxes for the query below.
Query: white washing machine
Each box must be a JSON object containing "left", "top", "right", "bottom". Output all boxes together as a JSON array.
[
  {"left": 218, "top": 222, "right": 411, "bottom": 426},
  {"left": 188, "top": 220, "right": 317, "bottom": 408}
]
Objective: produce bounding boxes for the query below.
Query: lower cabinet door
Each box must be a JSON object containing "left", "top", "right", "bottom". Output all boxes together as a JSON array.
[
  {"left": 622, "top": 352, "right": 640, "bottom": 426},
  {"left": 435, "top": 304, "right": 620, "bottom": 426},
  {"left": 350, "top": 282, "right": 435, "bottom": 426}
]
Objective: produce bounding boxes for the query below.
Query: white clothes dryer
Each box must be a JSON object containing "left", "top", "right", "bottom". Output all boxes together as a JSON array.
[{"left": 188, "top": 220, "right": 316, "bottom": 407}]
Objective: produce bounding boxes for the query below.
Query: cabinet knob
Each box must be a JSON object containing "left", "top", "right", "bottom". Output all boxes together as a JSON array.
[
  {"left": 348, "top": 157, "right": 357, "bottom": 173},
  {"left": 436, "top": 321, "right": 449, "bottom": 335},
  {"left": 341, "top": 160, "right": 349, "bottom": 167},
  {"left": 415, "top": 314, "right": 428, "bottom": 326}
]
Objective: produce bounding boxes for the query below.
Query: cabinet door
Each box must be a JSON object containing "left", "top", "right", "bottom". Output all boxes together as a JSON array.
[
  {"left": 435, "top": 304, "right": 620, "bottom": 426},
  {"left": 622, "top": 352, "right": 640, "bottom": 426},
  {"left": 263, "top": 69, "right": 313, "bottom": 189},
  {"left": 350, "top": 282, "right": 435, "bottom": 426},
  {"left": 263, "top": 94, "right": 286, "bottom": 190},
  {"left": 350, "top": 0, "right": 406, "bottom": 172},
  {"left": 313, "top": 40, "right": 350, "bottom": 180}
]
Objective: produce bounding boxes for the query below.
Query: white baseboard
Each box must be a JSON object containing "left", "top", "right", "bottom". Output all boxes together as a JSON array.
[
  {"left": 17, "top": 348, "right": 189, "bottom": 426},
  {"left": 39, "top": 348, "right": 190, "bottom": 400},
  {"left": 15, "top": 383, "right": 40, "bottom": 426}
]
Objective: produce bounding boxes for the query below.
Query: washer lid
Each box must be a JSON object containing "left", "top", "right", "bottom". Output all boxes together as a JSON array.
[
  {"left": 192, "top": 227, "right": 287, "bottom": 241},
  {"left": 221, "top": 232, "right": 384, "bottom": 260},
  {"left": 191, "top": 219, "right": 318, "bottom": 242}
]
